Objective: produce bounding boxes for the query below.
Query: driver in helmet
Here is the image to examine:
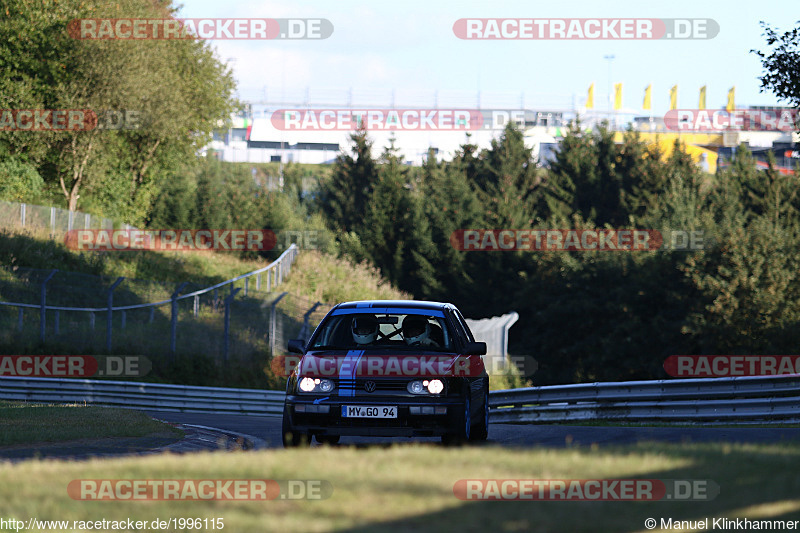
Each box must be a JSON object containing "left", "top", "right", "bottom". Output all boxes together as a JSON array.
[
  {"left": 351, "top": 315, "right": 379, "bottom": 345},
  {"left": 402, "top": 315, "right": 440, "bottom": 348}
]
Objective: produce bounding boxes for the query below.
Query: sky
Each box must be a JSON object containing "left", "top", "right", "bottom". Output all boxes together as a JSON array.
[{"left": 175, "top": 0, "right": 798, "bottom": 117}]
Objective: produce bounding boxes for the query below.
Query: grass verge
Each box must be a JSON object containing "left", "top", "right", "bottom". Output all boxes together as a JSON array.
[
  {"left": 1, "top": 441, "right": 799, "bottom": 531},
  {"left": 0, "top": 402, "right": 182, "bottom": 447}
]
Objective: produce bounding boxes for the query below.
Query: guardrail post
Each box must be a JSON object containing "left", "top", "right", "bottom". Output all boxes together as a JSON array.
[
  {"left": 170, "top": 282, "right": 188, "bottom": 357},
  {"left": 149, "top": 307, "right": 155, "bottom": 323},
  {"left": 269, "top": 292, "right": 288, "bottom": 355},
  {"left": 89, "top": 312, "right": 95, "bottom": 330},
  {"left": 121, "top": 310, "right": 126, "bottom": 330},
  {"left": 106, "top": 277, "right": 125, "bottom": 351},
  {"left": 266, "top": 268, "right": 272, "bottom": 292},
  {"left": 244, "top": 277, "right": 249, "bottom": 297},
  {"left": 223, "top": 288, "right": 242, "bottom": 362},
  {"left": 299, "top": 302, "right": 322, "bottom": 342},
  {"left": 40, "top": 269, "right": 57, "bottom": 342},
  {"left": 193, "top": 295, "right": 199, "bottom": 317},
  {"left": 17, "top": 308, "right": 23, "bottom": 332},
  {"left": 256, "top": 273, "right": 261, "bottom": 291},
  {"left": 54, "top": 311, "right": 60, "bottom": 336}
]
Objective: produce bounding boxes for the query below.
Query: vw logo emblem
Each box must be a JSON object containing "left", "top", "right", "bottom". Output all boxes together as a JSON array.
[{"left": 364, "top": 381, "right": 376, "bottom": 393}]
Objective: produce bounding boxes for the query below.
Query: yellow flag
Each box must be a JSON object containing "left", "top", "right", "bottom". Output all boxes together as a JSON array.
[
  {"left": 669, "top": 85, "right": 678, "bottom": 110},
  {"left": 699, "top": 85, "right": 706, "bottom": 110},
  {"left": 726, "top": 86, "right": 735, "bottom": 112},
  {"left": 643, "top": 84, "right": 652, "bottom": 110},
  {"left": 613, "top": 83, "right": 622, "bottom": 110},
  {"left": 586, "top": 83, "right": 594, "bottom": 109}
]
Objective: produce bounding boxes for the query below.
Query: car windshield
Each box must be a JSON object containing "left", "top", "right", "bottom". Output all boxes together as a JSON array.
[{"left": 308, "top": 312, "right": 454, "bottom": 351}]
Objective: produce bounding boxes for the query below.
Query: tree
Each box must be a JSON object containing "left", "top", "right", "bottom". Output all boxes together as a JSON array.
[
  {"left": 318, "top": 126, "right": 377, "bottom": 233},
  {"left": 361, "top": 139, "right": 439, "bottom": 297},
  {"left": 752, "top": 22, "right": 800, "bottom": 109},
  {"left": 0, "top": 0, "right": 237, "bottom": 224}
]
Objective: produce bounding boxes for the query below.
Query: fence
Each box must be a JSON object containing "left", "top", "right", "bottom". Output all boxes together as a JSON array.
[
  {"left": 0, "top": 200, "right": 135, "bottom": 235},
  {"left": 0, "top": 245, "right": 305, "bottom": 360},
  {"left": 2, "top": 374, "right": 797, "bottom": 424}
]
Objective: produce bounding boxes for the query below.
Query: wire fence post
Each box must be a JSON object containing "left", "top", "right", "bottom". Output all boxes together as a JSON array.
[
  {"left": 20, "top": 203, "right": 26, "bottom": 227},
  {"left": 299, "top": 302, "right": 322, "bottom": 343},
  {"left": 106, "top": 277, "right": 125, "bottom": 351},
  {"left": 269, "top": 292, "right": 288, "bottom": 355},
  {"left": 17, "top": 308, "right": 23, "bottom": 332},
  {"left": 170, "top": 282, "right": 188, "bottom": 357},
  {"left": 223, "top": 288, "right": 242, "bottom": 362},
  {"left": 39, "top": 269, "right": 57, "bottom": 343}
]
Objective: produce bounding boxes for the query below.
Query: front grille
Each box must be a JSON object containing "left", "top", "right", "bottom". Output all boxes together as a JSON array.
[{"left": 354, "top": 378, "right": 410, "bottom": 391}]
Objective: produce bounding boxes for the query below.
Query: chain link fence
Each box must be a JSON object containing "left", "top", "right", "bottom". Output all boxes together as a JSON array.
[
  {"left": 0, "top": 246, "right": 324, "bottom": 365},
  {"left": 0, "top": 200, "right": 135, "bottom": 236}
]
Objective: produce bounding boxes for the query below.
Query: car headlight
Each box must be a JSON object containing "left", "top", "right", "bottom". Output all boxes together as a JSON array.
[
  {"left": 407, "top": 379, "right": 444, "bottom": 395},
  {"left": 298, "top": 377, "right": 335, "bottom": 393}
]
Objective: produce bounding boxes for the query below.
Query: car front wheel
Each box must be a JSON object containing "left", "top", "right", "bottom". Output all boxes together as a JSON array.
[{"left": 469, "top": 385, "right": 489, "bottom": 441}]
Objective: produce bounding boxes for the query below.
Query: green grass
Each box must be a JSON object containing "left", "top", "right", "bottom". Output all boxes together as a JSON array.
[
  {"left": 0, "top": 441, "right": 799, "bottom": 531},
  {"left": 281, "top": 249, "right": 409, "bottom": 303},
  {"left": 0, "top": 402, "right": 182, "bottom": 447}
]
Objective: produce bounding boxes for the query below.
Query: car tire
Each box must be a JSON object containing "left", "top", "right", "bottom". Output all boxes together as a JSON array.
[
  {"left": 315, "top": 434, "right": 340, "bottom": 445},
  {"left": 470, "top": 384, "right": 489, "bottom": 441},
  {"left": 282, "top": 406, "right": 310, "bottom": 448}
]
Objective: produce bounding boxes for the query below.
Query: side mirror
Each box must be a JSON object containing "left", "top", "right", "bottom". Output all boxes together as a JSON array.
[
  {"left": 287, "top": 339, "right": 306, "bottom": 354},
  {"left": 464, "top": 341, "right": 487, "bottom": 356}
]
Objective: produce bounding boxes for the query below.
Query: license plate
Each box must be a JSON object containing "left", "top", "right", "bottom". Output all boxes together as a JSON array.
[{"left": 341, "top": 405, "right": 397, "bottom": 418}]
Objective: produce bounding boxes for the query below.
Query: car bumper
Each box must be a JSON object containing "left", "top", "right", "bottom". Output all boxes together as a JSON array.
[{"left": 284, "top": 395, "right": 463, "bottom": 437}]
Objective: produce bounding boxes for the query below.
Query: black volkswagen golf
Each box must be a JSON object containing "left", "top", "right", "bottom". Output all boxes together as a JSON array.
[{"left": 281, "top": 300, "right": 489, "bottom": 446}]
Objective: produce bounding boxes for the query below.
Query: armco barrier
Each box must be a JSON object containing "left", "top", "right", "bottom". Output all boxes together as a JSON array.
[{"left": 1, "top": 374, "right": 798, "bottom": 423}]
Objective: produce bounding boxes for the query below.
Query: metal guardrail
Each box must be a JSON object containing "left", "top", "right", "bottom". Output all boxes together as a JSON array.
[
  {"left": 1, "top": 374, "right": 798, "bottom": 423},
  {"left": 0, "top": 376, "right": 285, "bottom": 416},
  {"left": 489, "top": 375, "right": 800, "bottom": 423}
]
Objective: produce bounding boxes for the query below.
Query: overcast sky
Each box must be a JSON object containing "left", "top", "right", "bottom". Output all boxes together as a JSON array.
[{"left": 176, "top": 0, "right": 797, "bottom": 116}]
